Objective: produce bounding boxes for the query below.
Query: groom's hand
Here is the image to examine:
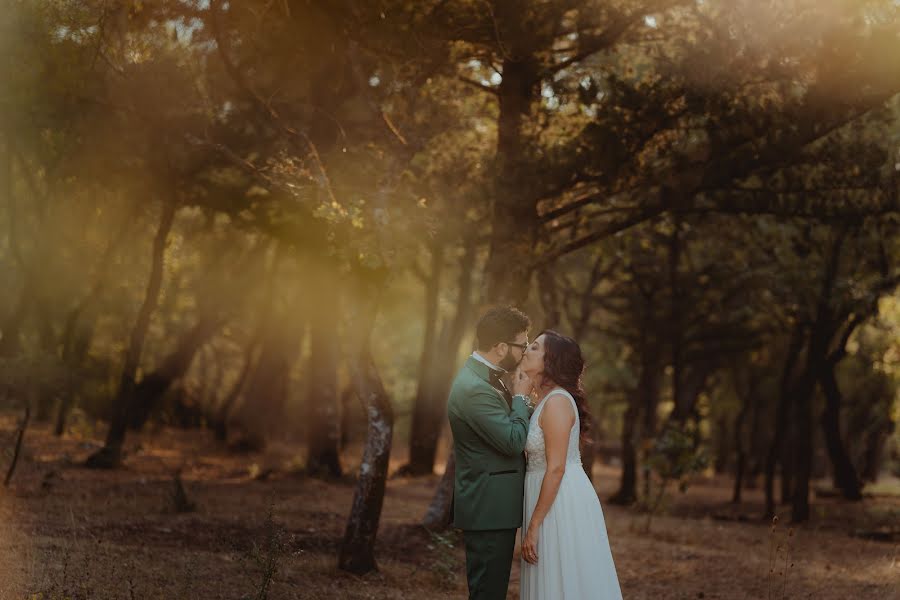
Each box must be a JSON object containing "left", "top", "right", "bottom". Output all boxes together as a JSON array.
[{"left": 512, "top": 367, "right": 533, "bottom": 397}]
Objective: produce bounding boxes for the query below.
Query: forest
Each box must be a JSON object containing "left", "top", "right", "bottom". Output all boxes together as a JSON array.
[{"left": 0, "top": 1, "right": 898, "bottom": 598}]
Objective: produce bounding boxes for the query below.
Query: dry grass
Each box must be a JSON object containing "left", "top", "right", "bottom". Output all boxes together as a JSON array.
[{"left": 0, "top": 413, "right": 898, "bottom": 599}]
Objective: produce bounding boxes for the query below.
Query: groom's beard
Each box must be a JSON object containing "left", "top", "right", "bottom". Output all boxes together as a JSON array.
[{"left": 499, "top": 351, "right": 520, "bottom": 372}]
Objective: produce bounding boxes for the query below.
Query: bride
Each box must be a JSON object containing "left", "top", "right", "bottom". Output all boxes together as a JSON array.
[{"left": 516, "top": 330, "right": 623, "bottom": 599}]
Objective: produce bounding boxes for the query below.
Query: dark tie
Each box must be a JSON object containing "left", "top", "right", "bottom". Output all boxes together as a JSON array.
[{"left": 489, "top": 370, "right": 513, "bottom": 406}]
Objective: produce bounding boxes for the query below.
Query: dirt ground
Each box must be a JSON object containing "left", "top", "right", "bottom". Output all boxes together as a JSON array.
[{"left": 0, "top": 413, "right": 898, "bottom": 599}]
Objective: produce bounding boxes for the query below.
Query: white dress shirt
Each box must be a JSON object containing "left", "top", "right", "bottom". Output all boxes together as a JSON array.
[{"left": 471, "top": 351, "right": 504, "bottom": 373}]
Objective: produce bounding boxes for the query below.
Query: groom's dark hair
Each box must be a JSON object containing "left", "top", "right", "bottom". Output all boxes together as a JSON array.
[{"left": 475, "top": 306, "right": 530, "bottom": 351}]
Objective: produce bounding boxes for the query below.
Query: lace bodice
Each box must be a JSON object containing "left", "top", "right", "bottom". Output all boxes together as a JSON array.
[{"left": 525, "top": 388, "right": 582, "bottom": 473}]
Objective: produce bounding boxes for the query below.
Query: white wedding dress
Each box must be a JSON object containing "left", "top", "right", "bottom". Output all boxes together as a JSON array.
[{"left": 521, "top": 388, "right": 623, "bottom": 600}]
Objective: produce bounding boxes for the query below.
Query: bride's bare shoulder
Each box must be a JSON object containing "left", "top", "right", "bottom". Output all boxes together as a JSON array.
[{"left": 538, "top": 392, "right": 576, "bottom": 429}]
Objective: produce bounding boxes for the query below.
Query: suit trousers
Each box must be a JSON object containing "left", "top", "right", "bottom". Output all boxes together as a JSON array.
[{"left": 463, "top": 528, "right": 518, "bottom": 600}]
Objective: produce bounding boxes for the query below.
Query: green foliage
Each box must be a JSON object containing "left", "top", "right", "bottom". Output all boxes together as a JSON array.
[
  {"left": 646, "top": 424, "right": 709, "bottom": 494},
  {"left": 638, "top": 424, "right": 709, "bottom": 531},
  {"left": 423, "top": 528, "right": 463, "bottom": 589},
  {"left": 238, "top": 504, "right": 293, "bottom": 600}
]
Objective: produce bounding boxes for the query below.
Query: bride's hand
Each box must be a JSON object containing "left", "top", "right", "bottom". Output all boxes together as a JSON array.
[
  {"left": 512, "top": 367, "right": 533, "bottom": 397},
  {"left": 522, "top": 525, "right": 539, "bottom": 565}
]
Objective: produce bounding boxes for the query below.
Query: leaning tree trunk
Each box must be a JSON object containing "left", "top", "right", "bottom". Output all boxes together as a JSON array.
[
  {"left": 54, "top": 323, "right": 93, "bottom": 436},
  {"left": 404, "top": 241, "right": 444, "bottom": 476},
  {"left": 127, "top": 314, "right": 224, "bottom": 430},
  {"left": 422, "top": 452, "right": 455, "bottom": 530},
  {"left": 230, "top": 323, "right": 296, "bottom": 451},
  {"left": 86, "top": 199, "right": 176, "bottom": 469},
  {"left": 214, "top": 243, "right": 278, "bottom": 442},
  {"left": 212, "top": 338, "right": 257, "bottom": 442},
  {"left": 4, "top": 401, "right": 31, "bottom": 487},
  {"left": 306, "top": 294, "right": 343, "bottom": 478},
  {"left": 819, "top": 360, "right": 862, "bottom": 500},
  {"left": 55, "top": 210, "right": 133, "bottom": 435},
  {"left": 406, "top": 241, "right": 476, "bottom": 476},
  {"left": 339, "top": 291, "right": 394, "bottom": 574}
]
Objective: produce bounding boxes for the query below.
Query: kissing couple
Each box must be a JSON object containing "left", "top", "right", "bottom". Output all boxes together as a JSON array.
[{"left": 447, "top": 306, "right": 624, "bottom": 600}]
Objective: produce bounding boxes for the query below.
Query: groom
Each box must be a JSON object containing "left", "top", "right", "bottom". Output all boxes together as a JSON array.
[{"left": 447, "top": 306, "right": 532, "bottom": 600}]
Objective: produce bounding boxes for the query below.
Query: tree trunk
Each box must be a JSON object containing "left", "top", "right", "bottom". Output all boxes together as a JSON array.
[
  {"left": 212, "top": 339, "right": 257, "bottom": 442},
  {"left": 422, "top": 452, "right": 455, "bottom": 531},
  {"left": 404, "top": 242, "right": 444, "bottom": 476},
  {"left": 745, "top": 379, "right": 764, "bottom": 489},
  {"left": 86, "top": 199, "right": 177, "bottom": 469},
  {"left": 307, "top": 297, "right": 342, "bottom": 478},
  {"left": 0, "top": 141, "right": 29, "bottom": 359},
  {"left": 54, "top": 322, "right": 94, "bottom": 436},
  {"left": 55, "top": 210, "right": 133, "bottom": 435},
  {"left": 714, "top": 415, "right": 731, "bottom": 475},
  {"left": 33, "top": 317, "right": 58, "bottom": 422},
  {"left": 765, "top": 326, "right": 804, "bottom": 519},
  {"left": 339, "top": 281, "right": 394, "bottom": 574},
  {"left": 780, "top": 439, "right": 794, "bottom": 505},
  {"left": 789, "top": 367, "right": 817, "bottom": 522},
  {"left": 860, "top": 421, "right": 890, "bottom": 482},
  {"left": 483, "top": 50, "right": 541, "bottom": 305},
  {"left": 216, "top": 242, "right": 279, "bottom": 443},
  {"left": 791, "top": 230, "right": 848, "bottom": 523},
  {"left": 639, "top": 351, "right": 662, "bottom": 501},
  {"left": 230, "top": 323, "right": 296, "bottom": 451},
  {"left": 127, "top": 314, "right": 224, "bottom": 430},
  {"left": 612, "top": 341, "right": 660, "bottom": 505},
  {"left": 610, "top": 390, "right": 639, "bottom": 505},
  {"left": 819, "top": 361, "right": 862, "bottom": 500},
  {"left": 404, "top": 365, "right": 444, "bottom": 476},
  {"left": 732, "top": 377, "right": 752, "bottom": 504},
  {"left": 4, "top": 402, "right": 30, "bottom": 487},
  {"left": 668, "top": 219, "right": 685, "bottom": 421},
  {"left": 405, "top": 241, "right": 476, "bottom": 476}
]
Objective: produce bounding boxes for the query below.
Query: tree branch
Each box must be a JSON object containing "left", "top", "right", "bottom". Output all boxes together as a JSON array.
[
  {"left": 542, "top": 0, "right": 688, "bottom": 77},
  {"left": 457, "top": 75, "right": 499, "bottom": 96},
  {"left": 537, "top": 203, "right": 666, "bottom": 264},
  {"left": 208, "top": 0, "right": 340, "bottom": 207}
]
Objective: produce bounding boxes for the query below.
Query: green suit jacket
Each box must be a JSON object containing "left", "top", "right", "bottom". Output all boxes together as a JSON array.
[{"left": 447, "top": 356, "right": 531, "bottom": 530}]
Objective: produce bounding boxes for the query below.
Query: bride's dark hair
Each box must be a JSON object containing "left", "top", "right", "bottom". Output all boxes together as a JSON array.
[{"left": 538, "top": 330, "right": 591, "bottom": 437}]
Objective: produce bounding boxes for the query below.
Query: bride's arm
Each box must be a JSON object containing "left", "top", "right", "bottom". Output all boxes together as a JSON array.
[{"left": 521, "top": 393, "right": 576, "bottom": 565}]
